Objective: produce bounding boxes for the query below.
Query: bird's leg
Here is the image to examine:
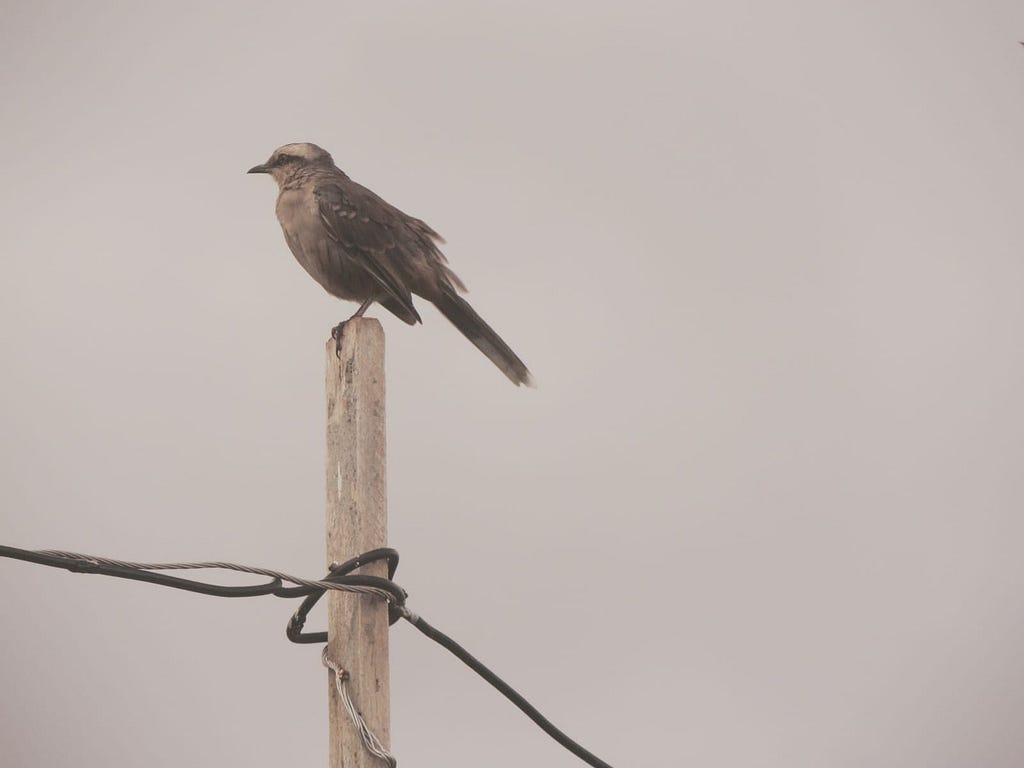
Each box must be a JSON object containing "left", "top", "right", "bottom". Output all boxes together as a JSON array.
[
  {"left": 331, "top": 298, "right": 376, "bottom": 356},
  {"left": 350, "top": 298, "right": 375, "bottom": 319}
]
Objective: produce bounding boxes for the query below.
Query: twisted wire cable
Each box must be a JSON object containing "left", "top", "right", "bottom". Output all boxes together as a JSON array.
[
  {"left": 322, "top": 647, "right": 397, "bottom": 768},
  {"left": 34, "top": 550, "right": 397, "bottom": 602},
  {"left": 1, "top": 543, "right": 615, "bottom": 768}
]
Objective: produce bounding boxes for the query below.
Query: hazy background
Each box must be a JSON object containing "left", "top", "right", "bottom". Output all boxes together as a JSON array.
[{"left": 2, "top": 1, "right": 1023, "bottom": 766}]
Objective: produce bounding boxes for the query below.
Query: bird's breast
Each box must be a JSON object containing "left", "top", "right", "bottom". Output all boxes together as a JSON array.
[{"left": 274, "top": 188, "right": 367, "bottom": 300}]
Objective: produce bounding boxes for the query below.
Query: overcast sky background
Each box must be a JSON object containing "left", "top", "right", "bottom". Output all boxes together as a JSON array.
[{"left": 2, "top": 2, "right": 1023, "bottom": 766}]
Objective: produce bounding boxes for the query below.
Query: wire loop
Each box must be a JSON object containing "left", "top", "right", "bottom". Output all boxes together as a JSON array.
[{"left": 0, "top": 543, "right": 614, "bottom": 768}]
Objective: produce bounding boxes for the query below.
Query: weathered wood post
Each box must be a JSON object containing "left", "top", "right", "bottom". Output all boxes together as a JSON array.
[{"left": 325, "top": 318, "right": 390, "bottom": 768}]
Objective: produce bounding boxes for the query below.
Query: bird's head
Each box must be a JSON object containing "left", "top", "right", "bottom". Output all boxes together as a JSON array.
[{"left": 248, "top": 142, "right": 335, "bottom": 183}]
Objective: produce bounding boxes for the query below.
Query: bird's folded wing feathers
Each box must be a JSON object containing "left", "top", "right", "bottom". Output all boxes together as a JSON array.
[{"left": 314, "top": 182, "right": 420, "bottom": 321}]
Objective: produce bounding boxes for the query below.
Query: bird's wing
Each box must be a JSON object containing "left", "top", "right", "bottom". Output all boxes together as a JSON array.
[{"left": 314, "top": 181, "right": 421, "bottom": 322}]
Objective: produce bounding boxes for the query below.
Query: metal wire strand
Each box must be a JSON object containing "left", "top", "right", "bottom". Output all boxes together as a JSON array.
[
  {"left": 1, "top": 544, "right": 615, "bottom": 768},
  {"left": 34, "top": 550, "right": 398, "bottom": 602},
  {"left": 322, "top": 647, "right": 397, "bottom": 768}
]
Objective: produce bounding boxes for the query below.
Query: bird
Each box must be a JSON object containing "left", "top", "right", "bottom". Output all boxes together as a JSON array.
[{"left": 248, "top": 142, "right": 534, "bottom": 387}]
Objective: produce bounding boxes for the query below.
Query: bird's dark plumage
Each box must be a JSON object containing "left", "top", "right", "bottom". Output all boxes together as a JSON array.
[{"left": 249, "top": 142, "right": 533, "bottom": 386}]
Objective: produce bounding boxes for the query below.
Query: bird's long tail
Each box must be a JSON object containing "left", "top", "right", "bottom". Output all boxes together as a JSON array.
[{"left": 434, "top": 288, "right": 535, "bottom": 387}]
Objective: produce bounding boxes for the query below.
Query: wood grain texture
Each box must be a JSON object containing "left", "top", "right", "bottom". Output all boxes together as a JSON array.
[{"left": 325, "top": 319, "right": 389, "bottom": 768}]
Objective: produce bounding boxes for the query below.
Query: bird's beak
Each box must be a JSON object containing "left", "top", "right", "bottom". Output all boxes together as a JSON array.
[{"left": 247, "top": 164, "right": 270, "bottom": 174}]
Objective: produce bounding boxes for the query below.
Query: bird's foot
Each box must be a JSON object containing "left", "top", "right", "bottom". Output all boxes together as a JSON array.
[
  {"left": 331, "top": 322, "right": 347, "bottom": 357},
  {"left": 331, "top": 301, "right": 374, "bottom": 356}
]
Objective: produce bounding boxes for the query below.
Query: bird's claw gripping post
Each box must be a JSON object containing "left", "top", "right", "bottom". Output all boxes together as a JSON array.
[
  {"left": 331, "top": 322, "right": 347, "bottom": 357},
  {"left": 332, "top": 299, "right": 374, "bottom": 356}
]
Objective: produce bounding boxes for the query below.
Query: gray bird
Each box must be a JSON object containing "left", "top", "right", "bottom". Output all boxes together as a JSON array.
[{"left": 248, "top": 142, "right": 534, "bottom": 387}]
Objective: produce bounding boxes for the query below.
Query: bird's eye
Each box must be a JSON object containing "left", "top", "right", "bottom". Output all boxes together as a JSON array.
[{"left": 276, "top": 154, "right": 291, "bottom": 165}]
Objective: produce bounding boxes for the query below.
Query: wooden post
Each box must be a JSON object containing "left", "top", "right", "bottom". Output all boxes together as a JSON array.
[{"left": 325, "top": 318, "right": 390, "bottom": 768}]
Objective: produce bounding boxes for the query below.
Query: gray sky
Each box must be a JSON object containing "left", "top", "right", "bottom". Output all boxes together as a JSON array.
[{"left": 2, "top": 1, "right": 1023, "bottom": 766}]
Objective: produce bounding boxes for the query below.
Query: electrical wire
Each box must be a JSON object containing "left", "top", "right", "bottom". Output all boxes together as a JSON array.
[{"left": 0, "top": 543, "right": 616, "bottom": 768}]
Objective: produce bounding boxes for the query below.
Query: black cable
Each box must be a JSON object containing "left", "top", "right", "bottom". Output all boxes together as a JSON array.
[
  {"left": 405, "top": 612, "right": 614, "bottom": 768},
  {"left": 0, "top": 545, "right": 283, "bottom": 598},
  {"left": 287, "top": 548, "right": 405, "bottom": 643},
  {"left": 0, "top": 543, "right": 616, "bottom": 768}
]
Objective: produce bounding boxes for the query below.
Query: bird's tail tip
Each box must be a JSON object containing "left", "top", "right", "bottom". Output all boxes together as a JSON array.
[{"left": 435, "top": 289, "right": 535, "bottom": 389}]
